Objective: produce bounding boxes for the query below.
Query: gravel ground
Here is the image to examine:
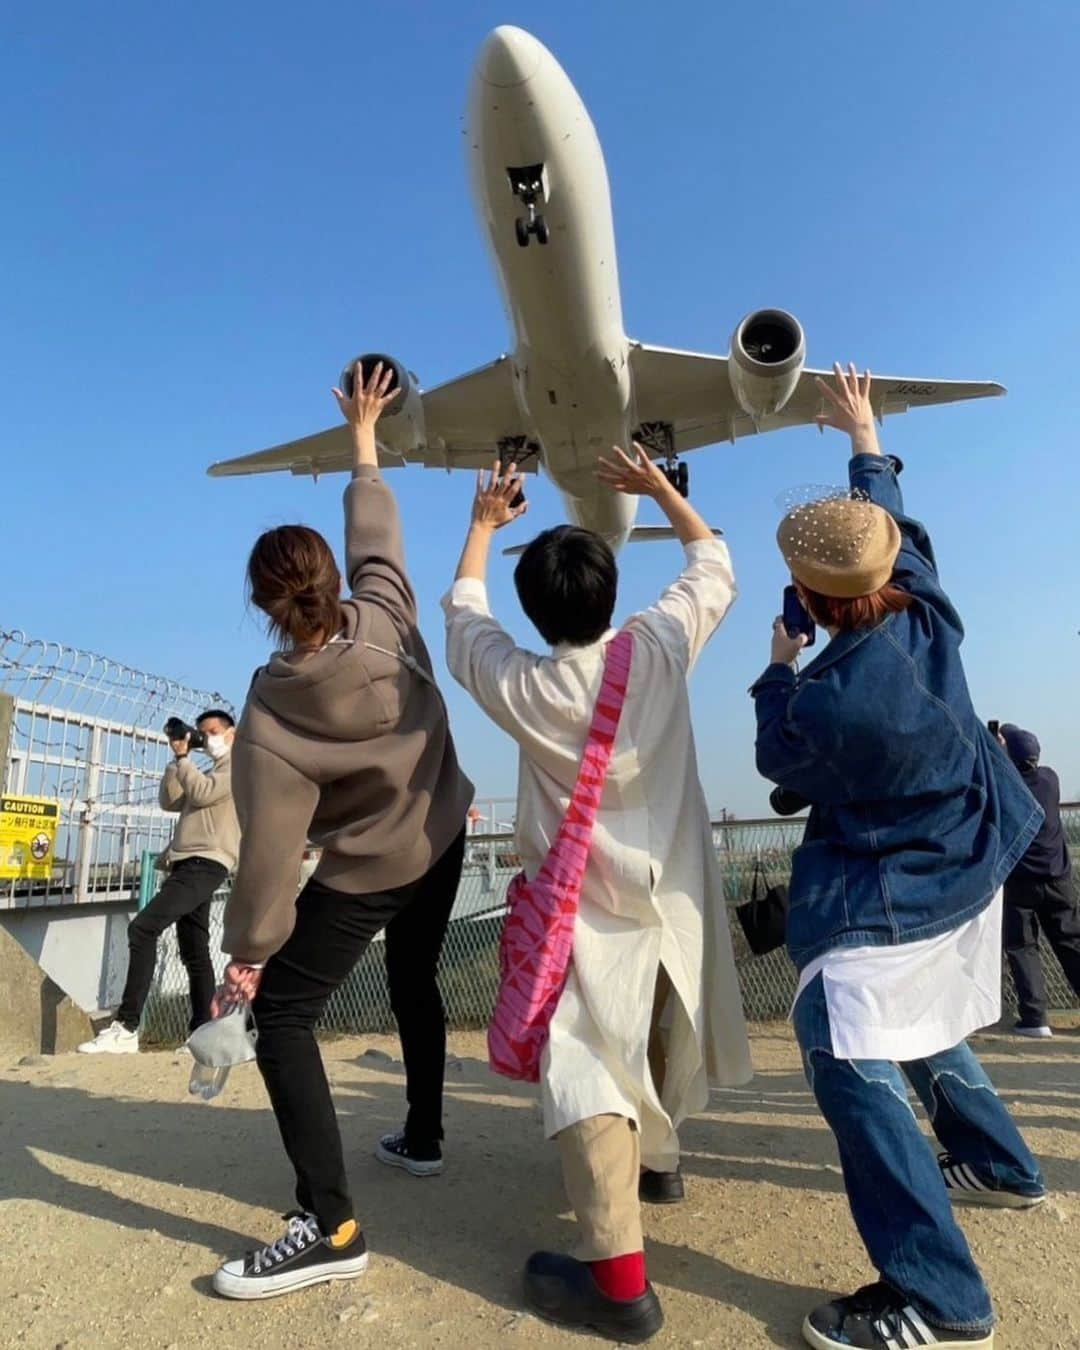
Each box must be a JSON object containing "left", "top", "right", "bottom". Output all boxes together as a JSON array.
[{"left": 3, "top": 1017, "right": 1078, "bottom": 1349}]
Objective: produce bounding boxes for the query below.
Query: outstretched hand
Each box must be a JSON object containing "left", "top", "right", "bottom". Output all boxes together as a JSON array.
[
  {"left": 471, "top": 460, "right": 528, "bottom": 532},
  {"left": 814, "top": 363, "right": 875, "bottom": 437},
  {"left": 332, "top": 360, "right": 399, "bottom": 429},
  {"left": 596, "top": 443, "right": 670, "bottom": 499}
]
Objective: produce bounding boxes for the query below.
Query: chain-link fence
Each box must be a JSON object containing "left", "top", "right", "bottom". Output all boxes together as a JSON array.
[{"left": 142, "top": 809, "right": 1080, "bottom": 1043}]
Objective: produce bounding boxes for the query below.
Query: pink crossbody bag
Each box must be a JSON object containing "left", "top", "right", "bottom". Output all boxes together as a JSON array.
[{"left": 487, "top": 630, "right": 634, "bottom": 1082}]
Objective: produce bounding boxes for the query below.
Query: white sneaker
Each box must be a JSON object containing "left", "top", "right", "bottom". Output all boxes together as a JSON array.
[
  {"left": 1014, "top": 1023, "right": 1053, "bottom": 1039},
  {"left": 77, "top": 1020, "right": 139, "bottom": 1055}
]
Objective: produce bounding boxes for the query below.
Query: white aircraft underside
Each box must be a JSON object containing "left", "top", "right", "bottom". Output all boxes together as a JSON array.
[{"left": 208, "top": 26, "right": 1005, "bottom": 552}]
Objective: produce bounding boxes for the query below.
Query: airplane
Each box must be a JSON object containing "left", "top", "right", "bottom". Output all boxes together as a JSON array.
[{"left": 207, "top": 25, "right": 1005, "bottom": 553}]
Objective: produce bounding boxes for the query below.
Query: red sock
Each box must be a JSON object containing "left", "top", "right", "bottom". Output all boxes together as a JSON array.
[{"left": 589, "top": 1252, "right": 646, "bottom": 1301}]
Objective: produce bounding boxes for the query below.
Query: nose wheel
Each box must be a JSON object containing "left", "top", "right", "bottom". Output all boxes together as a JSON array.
[{"left": 508, "top": 163, "right": 549, "bottom": 247}]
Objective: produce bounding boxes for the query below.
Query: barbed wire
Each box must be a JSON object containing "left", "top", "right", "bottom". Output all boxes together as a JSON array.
[{"left": 0, "top": 629, "right": 232, "bottom": 728}]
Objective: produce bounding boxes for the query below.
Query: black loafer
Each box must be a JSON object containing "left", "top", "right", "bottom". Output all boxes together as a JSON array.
[
  {"left": 639, "top": 1166, "right": 685, "bottom": 1205},
  {"left": 523, "top": 1251, "right": 664, "bottom": 1344}
]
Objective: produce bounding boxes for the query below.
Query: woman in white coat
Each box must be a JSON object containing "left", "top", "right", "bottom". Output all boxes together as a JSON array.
[{"left": 443, "top": 447, "right": 752, "bottom": 1343}]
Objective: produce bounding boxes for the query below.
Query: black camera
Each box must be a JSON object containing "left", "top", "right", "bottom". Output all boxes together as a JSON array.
[{"left": 164, "top": 717, "right": 207, "bottom": 752}]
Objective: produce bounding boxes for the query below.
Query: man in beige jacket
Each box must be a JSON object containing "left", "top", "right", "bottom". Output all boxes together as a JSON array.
[{"left": 79, "top": 710, "right": 240, "bottom": 1054}]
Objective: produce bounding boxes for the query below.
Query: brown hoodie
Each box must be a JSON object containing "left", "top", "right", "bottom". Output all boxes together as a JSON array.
[{"left": 223, "top": 466, "right": 473, "bottom": 963}]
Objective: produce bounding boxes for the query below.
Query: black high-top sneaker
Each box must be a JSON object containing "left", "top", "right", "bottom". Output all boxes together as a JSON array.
[
  {"left": 213, "top": 1211, "right": 368, "bottom": 1300},
  {"left": 375, "top": 1127, "right": 444, "bottom": 1177},
  {"left": 802, "top": 1281, "right": 993, "bottom": 1349}
]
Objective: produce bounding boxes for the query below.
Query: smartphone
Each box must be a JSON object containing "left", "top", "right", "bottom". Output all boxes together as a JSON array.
[
  {"left": 987, "top": 720, "right": 1000, "bottom": 738},
  {"left": 783, "top": 584, "right": 816, "bottom": 648}
]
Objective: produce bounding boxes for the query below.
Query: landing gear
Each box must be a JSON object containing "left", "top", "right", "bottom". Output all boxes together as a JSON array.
[
  {"left": 497, "top": 436, "right": 540, "bottom": 509},
  {"left": 508, "top": 163, "right": 549, "bottom": 247},
  {"left": 634, "top": 421, "right": 688, "bottom": 498}
]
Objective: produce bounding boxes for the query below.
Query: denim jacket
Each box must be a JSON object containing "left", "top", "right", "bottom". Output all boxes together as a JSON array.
[{"left": 751, "top": 453, "right": 1043, "bottom": 972}]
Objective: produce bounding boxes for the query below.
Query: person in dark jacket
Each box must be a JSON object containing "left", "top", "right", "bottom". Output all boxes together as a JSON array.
[
  {"left": 999, "top": 725, "right": 1080, "bottom": 1037},
  {"left": 751, "top": 364, "right": 1045, "bottom": 1350}
]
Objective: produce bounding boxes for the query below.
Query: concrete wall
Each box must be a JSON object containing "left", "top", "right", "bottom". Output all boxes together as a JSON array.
[{"left": 0, "top": 903, "right": 134, "bottom": 1014}]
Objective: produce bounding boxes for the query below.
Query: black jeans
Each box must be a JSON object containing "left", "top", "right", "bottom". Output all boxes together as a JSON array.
[
  {"left": 117, "top": 856, "right": 227, "bottom": 1033},
  {"left": 252, "top": 828, "right": 466, "bottom": 1233},
  {"left": 1004, "top": 869, "right": 1080, "bottom": 1026}
]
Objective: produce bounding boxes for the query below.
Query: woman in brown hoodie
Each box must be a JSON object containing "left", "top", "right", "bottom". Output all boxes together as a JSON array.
[{"left": 211, "top": 363, "right": 474, "bottom": 1302}]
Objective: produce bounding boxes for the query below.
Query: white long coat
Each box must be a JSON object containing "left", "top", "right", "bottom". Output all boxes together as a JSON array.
[{"left": 442, "top": 539, "right": 752, "bottom": 1170}]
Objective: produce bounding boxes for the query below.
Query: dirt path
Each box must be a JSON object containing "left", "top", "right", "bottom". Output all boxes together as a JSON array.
[{"left": 3, "top": 1020, "right": 1079, "bottom": 1349}]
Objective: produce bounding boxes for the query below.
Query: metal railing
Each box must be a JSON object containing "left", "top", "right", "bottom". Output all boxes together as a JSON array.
[
  {"left": 0, "top": 629, "right": 231, "bottom": 908},
  {"left": 141, "top": 808, "right": 1080, "bottom": 1043}
]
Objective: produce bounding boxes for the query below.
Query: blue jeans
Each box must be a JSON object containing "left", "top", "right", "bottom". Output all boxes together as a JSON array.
[{"left": 793, "top": 975, "right": 1044, "bottom": 1332}]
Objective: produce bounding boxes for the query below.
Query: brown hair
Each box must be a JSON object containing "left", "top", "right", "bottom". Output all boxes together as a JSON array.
[
  {"left": 800, "top": 581, "right": 914, "bottom": 634},
  {"left": 247, "top": 525, "right": 345, "bottom": 648}
]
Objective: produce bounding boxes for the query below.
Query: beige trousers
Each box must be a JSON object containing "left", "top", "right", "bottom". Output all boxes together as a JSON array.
[
  {"left": 554, "top": 969, "right": 674, "bottom": 1260},
  {"left": 556, "top": 1113, "right": 644, "bottom": 1259}
]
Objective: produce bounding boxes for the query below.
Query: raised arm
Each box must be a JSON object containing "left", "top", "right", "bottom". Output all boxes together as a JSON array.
[
  {"left": 816, "top": 364, "right": 939, "bottom": 586},
  {"left": 445, "top": 460, "right": 536, "bottom": 738},
  {"left": 172, "top": 754, "right": 232, "bottom": 808},
  {"left": 158, "top": 760, "right": 185, "bottom": 813},
  {"left": 332, "top": 360, "right": 418, "bottom": 627},
  {"left": 597, "top": 443, "right": 735, "bottom": 671}
]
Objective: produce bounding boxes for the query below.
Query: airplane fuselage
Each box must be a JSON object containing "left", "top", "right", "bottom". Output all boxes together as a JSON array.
[{"left": 467, "top": 27, "right": 637, "bottom": 548}]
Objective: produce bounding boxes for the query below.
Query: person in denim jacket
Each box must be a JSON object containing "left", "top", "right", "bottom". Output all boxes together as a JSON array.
[{"left": 751, "top": 365, "right": 1045, "bottom": 1350}]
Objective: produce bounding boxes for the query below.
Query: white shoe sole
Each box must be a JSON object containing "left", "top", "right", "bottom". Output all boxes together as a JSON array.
[
  {"left": 1014, "top": 1026, "right": 1053, "bottom": 1039},
  {"left": 374, "top": 1143, "right": 443, "bottom": 1177},
  {"left": 949, "top": 1188, "right": 1046, "bottom": 1210},
  {"left": 802, "top": 1313, "right": 993, "bottom": 1349},
  {"left": 77, "top": 1042, "right": 139, "bottom": 1055},
  {"left": 212, "top": 1249, "right": 369, "bottom": 1300}
]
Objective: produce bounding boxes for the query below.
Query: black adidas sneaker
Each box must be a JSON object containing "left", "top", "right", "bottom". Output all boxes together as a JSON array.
[
  {"left": 938, "top": 1152, "right": 1046, "bottom": 1210},
  {"left": 213, "top": 1211, "right": 368, "bottom": 1300},
  {"left": 375, "top": 1127, "right": 444, "bottom": 1177},
  {"left": 803, "top": 1282, "right": 993, "bottom": 1349}
]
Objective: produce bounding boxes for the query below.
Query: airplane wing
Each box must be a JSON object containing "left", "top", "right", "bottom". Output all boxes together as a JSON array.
[
  {"left": 628, "top": 342, "right": 1005, "bottom": 456},
  {"left": 207, "top": 356, "right": 536, "bottom": 478}
]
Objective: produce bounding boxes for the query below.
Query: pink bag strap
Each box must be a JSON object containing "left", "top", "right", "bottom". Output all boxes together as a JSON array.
[{"left": 541, "top": 630, "right": 634, "bottom": 889}]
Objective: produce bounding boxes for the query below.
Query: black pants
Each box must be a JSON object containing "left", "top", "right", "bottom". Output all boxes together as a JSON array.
[
  {"left": 1004, "top": 869, "right": 1080, "bottom": 1026},
  {"left": 252, "top": 828, "right": 466, "bottom": 1233},
  {"left": 117, "top": 856, "right": 227, "bottom": 1034}
]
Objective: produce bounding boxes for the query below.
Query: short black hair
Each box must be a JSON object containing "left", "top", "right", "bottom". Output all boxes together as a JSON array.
[
  {"left": 196, "top": 709, "right": 235, "bottom": 729},
  {"left": 513, "top": 526, "right": 617, "bottom": 647}
]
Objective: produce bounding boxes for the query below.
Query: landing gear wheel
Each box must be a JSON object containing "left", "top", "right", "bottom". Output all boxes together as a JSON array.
[
  {"left": 676, "top": 462, "right": 689, "bottom": 497},
  {"left": 534, "top": 214, "right": 550, "bottom": 245},
  {"left": 515, "top": 217, "right": 530, "bottom": 248}
]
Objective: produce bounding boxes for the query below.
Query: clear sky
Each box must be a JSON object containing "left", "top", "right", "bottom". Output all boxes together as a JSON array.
[{"left": 3, "top": 2, "right": 1078, "bottom": 813}]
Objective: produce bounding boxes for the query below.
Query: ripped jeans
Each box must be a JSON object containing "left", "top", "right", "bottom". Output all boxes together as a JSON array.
[{"left": 793, "top": 974, "right": 1044, "bottom": 1332}]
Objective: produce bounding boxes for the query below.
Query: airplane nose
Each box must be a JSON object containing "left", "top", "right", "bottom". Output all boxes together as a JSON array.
[{"left": 476, "top": 25, "right": 543, "bottom": 88}]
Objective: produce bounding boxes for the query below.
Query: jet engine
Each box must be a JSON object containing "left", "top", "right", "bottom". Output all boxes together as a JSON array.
[
  {"left": 728, "top": 309, "right": 805, "bottom": 419},
  {"left": 340, "top": 352, "right": 426, "bottom": 453}
]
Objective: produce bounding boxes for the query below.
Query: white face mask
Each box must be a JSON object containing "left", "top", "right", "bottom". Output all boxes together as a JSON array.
[{"left": 205, "top": 733, "right": 230, "bottom": 761}]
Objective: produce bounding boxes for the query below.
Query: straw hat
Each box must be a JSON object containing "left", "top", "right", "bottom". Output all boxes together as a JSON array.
[{"left": 777, "top": 495, "right": 901, "bottom": 599}]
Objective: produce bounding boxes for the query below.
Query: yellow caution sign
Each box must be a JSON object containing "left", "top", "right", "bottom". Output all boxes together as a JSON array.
[{"left": 0, "top": 796, "right": 59, "bottom": 880}]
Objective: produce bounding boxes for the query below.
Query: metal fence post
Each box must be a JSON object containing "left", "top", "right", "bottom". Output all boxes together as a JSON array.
[{"left": 137, "top": 850, "right": 158, "bottom": 911}]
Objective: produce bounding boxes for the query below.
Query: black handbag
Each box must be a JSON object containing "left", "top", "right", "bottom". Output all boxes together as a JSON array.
[{"left": 735, "top": 858, "right": 789, "bottom": 956}]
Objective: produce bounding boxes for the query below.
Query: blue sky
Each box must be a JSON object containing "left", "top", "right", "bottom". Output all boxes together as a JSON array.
[{"left": 3, "top": 2, "right": 1078, "bottom": 812}]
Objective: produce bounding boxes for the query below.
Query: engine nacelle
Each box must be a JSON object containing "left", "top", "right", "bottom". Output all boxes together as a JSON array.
[
  {"left": 728, "top": 309, "right": 805, "bottom": 419},
  {"left": 340, "top": 352, "right": 426, "bottom": 453}
]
